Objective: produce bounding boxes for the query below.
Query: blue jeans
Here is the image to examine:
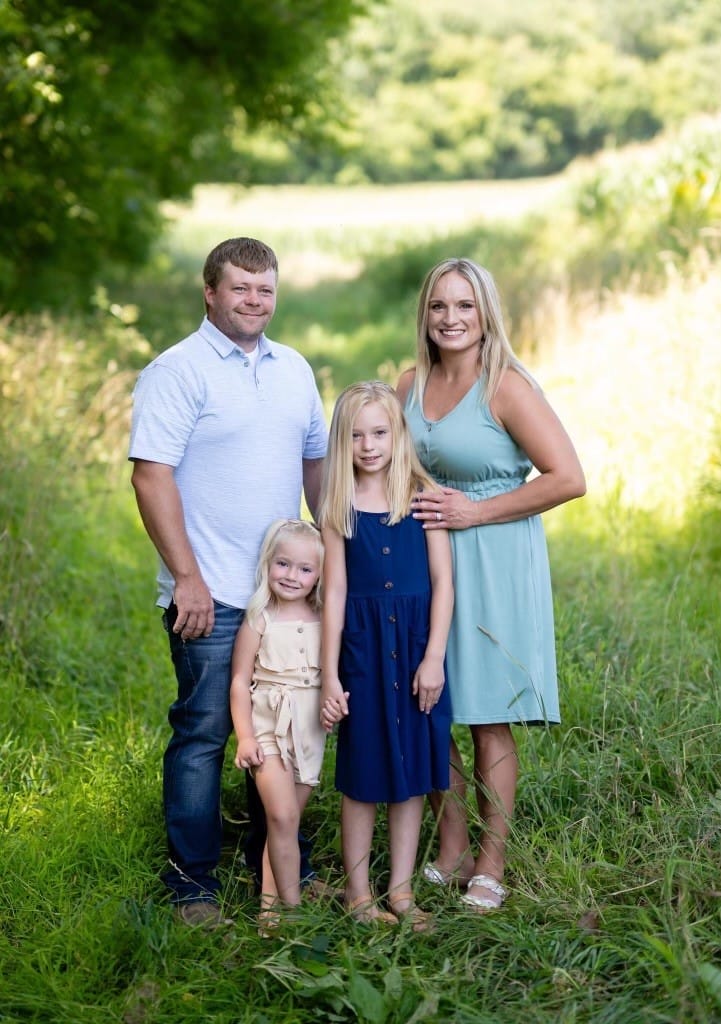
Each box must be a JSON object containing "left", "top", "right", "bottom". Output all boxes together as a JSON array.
[{"left": 161, "top": 600, "right": 243, "bottom": 904}]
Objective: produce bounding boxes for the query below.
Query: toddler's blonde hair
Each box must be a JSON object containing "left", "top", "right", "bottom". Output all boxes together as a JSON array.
[{"left": 245, "top": 518, "right": 324, "bottom": 630}]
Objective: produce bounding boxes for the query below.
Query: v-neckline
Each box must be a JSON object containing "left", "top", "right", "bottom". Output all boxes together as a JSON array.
[{"left": 420, "top": 377, "right": 478, "bottom": 425}]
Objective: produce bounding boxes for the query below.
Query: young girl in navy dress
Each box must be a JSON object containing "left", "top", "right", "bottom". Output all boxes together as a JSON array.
[
  {"left": 320, "top": 382, "right": 453, "bottom": 930},
  {"left": 230, "top": 519, "right": 325, "bottom": 933}
]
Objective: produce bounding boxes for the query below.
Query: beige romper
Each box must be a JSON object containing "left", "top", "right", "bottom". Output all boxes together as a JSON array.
[{"left": 251, "top": 613, "right": 326, "bottom": 786}]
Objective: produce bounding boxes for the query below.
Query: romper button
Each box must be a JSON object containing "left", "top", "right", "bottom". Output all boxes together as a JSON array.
[
  {"left": 382, "top": 546, "right": 390, "bottom": 555},
  {"left": 384, "top": 581, "right": 393, "bottom": 590},
  {"left": 297, "top": 626, "right": 304, "bottom": 633},
  {"left": 301, "top": 666, "right": 307, "bottom": 673},
  {"left": 300, "top": 647, "right": 305, "bottom": 653},
  {"left": 304, "top": 679, "right": 310, "bottom": 685}
]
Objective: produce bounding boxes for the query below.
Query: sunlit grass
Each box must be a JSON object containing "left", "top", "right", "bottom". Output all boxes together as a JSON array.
[{"left": 540, "top": 257, "right": 721, "bottom": 519}]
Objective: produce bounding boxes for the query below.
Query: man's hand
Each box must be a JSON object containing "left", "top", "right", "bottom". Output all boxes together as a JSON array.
[{"left": 172, "top": 576, "right": 215, "bottom": 639}]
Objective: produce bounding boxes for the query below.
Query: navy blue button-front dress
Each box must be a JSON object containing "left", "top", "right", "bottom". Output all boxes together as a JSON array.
[{"left": 334, "top": 510, "right": 451, "bottom": 803}]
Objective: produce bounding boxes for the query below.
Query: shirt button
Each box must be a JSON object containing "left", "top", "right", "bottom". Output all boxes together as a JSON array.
[
  {"left": 382, "top": 546, "right": 390, "bottom": 555},
  {"left": 384, "top": 581, "right": 393, "bottom": 590},
  {"left": 244, "top": 360, "right": 250, "bottom": 368}
]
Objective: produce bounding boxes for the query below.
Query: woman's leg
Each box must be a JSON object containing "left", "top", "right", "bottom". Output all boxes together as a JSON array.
[
  {"left": 427, "top": 734, "right": 474, "bottom": 882},
  {"left": 469, "top": 722, "right": 518, "bottom": 885}
]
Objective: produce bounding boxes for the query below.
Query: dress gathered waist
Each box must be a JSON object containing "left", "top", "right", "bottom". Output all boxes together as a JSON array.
[{"left": 435, "top": 475, "right": 526, "bottom": 498}]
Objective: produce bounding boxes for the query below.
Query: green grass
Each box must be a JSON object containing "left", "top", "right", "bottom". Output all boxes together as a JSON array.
[{"left": 2, "top": 156, "right": 721, "bottom": 1021}]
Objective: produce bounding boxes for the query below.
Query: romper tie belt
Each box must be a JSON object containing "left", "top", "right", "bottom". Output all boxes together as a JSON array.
[{"left": 255, "top": 681, "right": 319, "bottom": 781}]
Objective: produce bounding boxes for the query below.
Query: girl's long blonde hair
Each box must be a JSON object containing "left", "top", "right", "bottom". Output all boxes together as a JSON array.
[
  {"left": 319, "top": 381, "right": 436, "bottom": 538},
  {"left": 245, "top": 519, "right": 324, "bottom": 629},
  {"left": 410, "top": 257, "right": 536, "bottom": 407}
]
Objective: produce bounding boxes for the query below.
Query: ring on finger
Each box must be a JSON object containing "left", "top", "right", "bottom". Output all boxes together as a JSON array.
[{"left": 436, "top": 511, "right": 441, "bottom": 521}]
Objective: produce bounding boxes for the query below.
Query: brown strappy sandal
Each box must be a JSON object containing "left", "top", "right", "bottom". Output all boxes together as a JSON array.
[
  {"left": 346, "top": 894, "right": 398, "bottom": 926},
  {"left": 388, "top": 892, "right": 434, "bottom": 933}
]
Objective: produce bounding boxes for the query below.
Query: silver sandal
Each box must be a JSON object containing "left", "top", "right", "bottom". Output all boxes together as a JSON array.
[
  {"left": 460, "top": 873, "right": 507, "bottom": 911},
  {"left": 422, "top": 862, "right": 451, "bottom": 886}
]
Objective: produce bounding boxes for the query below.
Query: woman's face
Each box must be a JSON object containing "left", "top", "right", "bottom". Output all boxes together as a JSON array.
[{"left": 426, "top": 271, "right": 483, "bottom": 356}]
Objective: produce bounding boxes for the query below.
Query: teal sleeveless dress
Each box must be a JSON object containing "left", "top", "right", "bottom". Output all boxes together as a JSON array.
[{"left": 405, "top": 380, "right": 559, "bottom": 726}]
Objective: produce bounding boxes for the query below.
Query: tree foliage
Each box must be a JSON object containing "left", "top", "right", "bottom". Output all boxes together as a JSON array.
[
  {"left": 239, "top": 0, "right": 721, "bottom": 185},
  {"left": 0, "top": 0, "right": 367, "bottom": 308}
]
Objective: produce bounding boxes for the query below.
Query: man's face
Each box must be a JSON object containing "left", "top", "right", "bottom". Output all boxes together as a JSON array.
[{"left": 204, "top": 262, "right": 277, "bottom": 349}]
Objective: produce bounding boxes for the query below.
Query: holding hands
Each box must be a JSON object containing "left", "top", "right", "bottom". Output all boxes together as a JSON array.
[
  {"left": 234, "top": 736, "right": 264, "bottom": 771},
  {"left": 320, "top": 679, "right": 350, "bottom": 732}
]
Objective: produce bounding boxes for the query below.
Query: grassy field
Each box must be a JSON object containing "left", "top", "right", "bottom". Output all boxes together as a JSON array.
[{"left": 2, "top": 165, "right": 721, "bottom": 1023}]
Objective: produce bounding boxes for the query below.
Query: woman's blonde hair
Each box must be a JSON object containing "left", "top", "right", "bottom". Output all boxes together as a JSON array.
[
  {"left": 245, "top": 518, "right": 324, "bottom": 629},
  {"left": 319, "top": 381, "right": 436, "bottom": 538},
  {"left": 411, "top": 257, "right": 535, "bottom": 407}
]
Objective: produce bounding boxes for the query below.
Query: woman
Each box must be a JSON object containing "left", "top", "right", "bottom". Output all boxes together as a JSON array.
[{"left": 396, "top": 258, "right": 585, "bottom": 912}]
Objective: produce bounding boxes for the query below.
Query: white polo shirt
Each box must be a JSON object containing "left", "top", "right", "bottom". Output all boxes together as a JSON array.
[{"left": 129, "top": 317, "right": 328, "bottom": 609}]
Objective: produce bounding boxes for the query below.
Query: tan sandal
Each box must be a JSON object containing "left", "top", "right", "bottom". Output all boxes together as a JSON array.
[
  {"left": 346, "top": 894, "right": 398, "bottom": 925},
  {"left": 257, "top": 893, "right": 282, "bottom": 939},
  {"left": 388, "top": 892, "right": 434, "bottom": 934}
]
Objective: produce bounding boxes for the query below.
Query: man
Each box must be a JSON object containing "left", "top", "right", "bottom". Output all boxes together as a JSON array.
[{"left": 129, "top": 237, "right": 327, "bottom": 927}]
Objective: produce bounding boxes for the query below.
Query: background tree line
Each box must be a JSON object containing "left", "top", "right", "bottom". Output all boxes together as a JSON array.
[
  {"left": 3, "top": 0, "right": 720, "bottom": 310},
  {"left": 240, "top": 0, "right": 721, "bottom": 185},
  {"left": 0, "top": 0, "right": 365, "bottom": 309}
]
